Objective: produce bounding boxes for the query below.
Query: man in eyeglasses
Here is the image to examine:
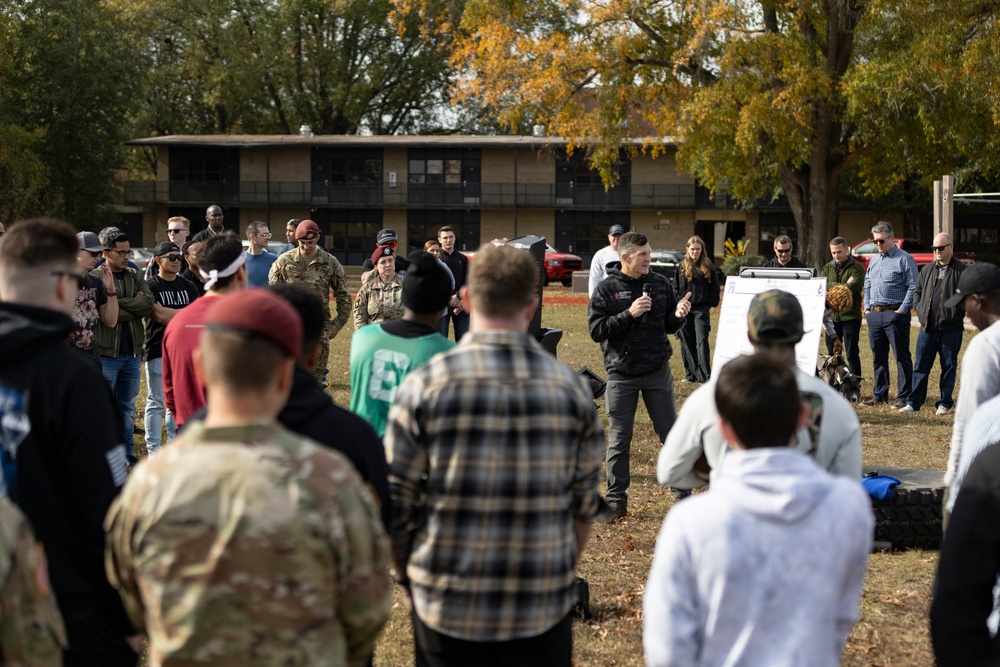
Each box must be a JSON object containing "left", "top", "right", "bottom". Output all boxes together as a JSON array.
[
  {"left": 902, "top": 233, "right": 966, "bottom": 415},
  {"left": 142, "top": 242, "right": 200, "bottom": 456},
  {"left": 0, "top": 217, "right": 138, "bottom": 666},
  {"left": 244, "top": 221, "right": 277, "bottom": 288},
  {"left": 862, "top": 221, "right": 918, "bottom": 407},
  {"left": 763, "top": 235, "right": 806, "bottom": 268},
  {"left": 70, "top": 231, "right": 119, "bottom": 369},
  {"left": 359, "top": 228, "right": 411, "bottom": 283},
  {"left": 92, "top": 229, "right": 154, "bottom": 459}
]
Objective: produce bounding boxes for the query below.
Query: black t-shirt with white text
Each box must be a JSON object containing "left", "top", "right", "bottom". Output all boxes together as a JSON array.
[{"left": 144, "top": 274, "right": 201, "bottom": 360}]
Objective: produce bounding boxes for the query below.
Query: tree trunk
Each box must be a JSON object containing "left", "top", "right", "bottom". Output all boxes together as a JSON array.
[{"left": 780, "top": 159, "right": 843, "bottom": 271}]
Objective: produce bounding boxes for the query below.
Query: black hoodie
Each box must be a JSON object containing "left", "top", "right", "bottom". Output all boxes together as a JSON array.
[
  {"left": 0, "top": 302, "right": 133, "bottom": 634},
  {"left": 187, "top": 365, "right": 390, "bottom": 528}
]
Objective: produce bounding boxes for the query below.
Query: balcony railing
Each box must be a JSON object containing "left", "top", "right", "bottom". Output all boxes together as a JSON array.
[{"left": 124, "top": 180, "right": 698, "bottom": 210}]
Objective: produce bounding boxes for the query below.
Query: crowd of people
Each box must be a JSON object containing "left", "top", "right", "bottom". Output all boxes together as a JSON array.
[{"left": 2, "top": 211, "right": 1000, "bottom": 666}]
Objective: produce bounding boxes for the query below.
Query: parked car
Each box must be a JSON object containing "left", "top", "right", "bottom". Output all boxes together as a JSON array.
[
  {"left": 851, "top": 238, "right": 975, "bottom": 270},
  {"left": 462, "top": 240, "right": 583, "bottom": 286},
  {"left": 649, "top": 249, "right": 684, "bottom": 289},
  {"left": 132, "top": 247, "right": 154, "bottom": 272},
  {"left": 542, "top": 243, "right": 583, "bottom": 286}
]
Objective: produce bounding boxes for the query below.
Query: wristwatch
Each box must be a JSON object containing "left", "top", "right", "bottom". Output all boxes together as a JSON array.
[{"left": 107, "top": 291, "right": 118, "bottom": 296}]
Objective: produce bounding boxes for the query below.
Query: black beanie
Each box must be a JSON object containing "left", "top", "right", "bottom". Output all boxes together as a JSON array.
[{"left": 403, "top": 251, "right": 454, "bottom": 314}]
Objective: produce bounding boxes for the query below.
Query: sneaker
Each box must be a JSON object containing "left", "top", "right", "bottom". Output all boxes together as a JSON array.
[
  {"left": 862, "top": 398, "right": 887, "bottom": 406},
  {"left": 936, "top": 405, "right": 951, "bottom": 416},
  {"left": 898, "top": 404, "right": 915, "bottom": 414}
]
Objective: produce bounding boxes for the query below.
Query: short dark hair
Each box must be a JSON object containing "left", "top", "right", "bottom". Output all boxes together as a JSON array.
[
  {"left": 0, "top": 217, "right": 77, "bottom": 269},
  {"left": 618, "top": 232, "right": 648, "bottom": 258},
  {"left": 268, "top": 283, "right": 326, "bottom": 354},
  {"left": 774, "top": 235, "right": 792, "bottom": 247},
  {"left": 714, "top": 354, "right": 801, "bottom": 449},
  {"left": 830, "top": 236, "right": 848, "bottom": 247},
  {"left": 198, "top": 231, "right": 243, "bottom": 289},
  {"left": 438, "top": 225, "right": 455, "bottom": 237},
  {"left": 103, "top": 230, "right": 129, "bottom": 248}
]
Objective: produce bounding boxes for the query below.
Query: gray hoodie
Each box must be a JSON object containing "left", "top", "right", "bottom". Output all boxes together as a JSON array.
[{"left": 644, "top": 448, "right": 872, "bottom": 667}]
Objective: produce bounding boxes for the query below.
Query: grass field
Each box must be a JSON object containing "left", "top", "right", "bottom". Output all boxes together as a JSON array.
[{"left": 136, "top": 285, "right": 963, "bottom": 666}]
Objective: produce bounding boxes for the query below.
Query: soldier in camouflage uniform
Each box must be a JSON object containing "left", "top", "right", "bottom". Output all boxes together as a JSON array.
[
  {"left": 659, "top": 289, "right": 862, "bottom": 490},
  {"left": 268, "top": 220, "right": 350, "bottom": 383},
  {"left": 105, "top": 289, "right": 393, "bottom": 667},
  {"left": 354, "top": 245, "right": 405, "bottom": 329},
  {"left": 0, "top": 497, "right": 67, "bottom": 666}
]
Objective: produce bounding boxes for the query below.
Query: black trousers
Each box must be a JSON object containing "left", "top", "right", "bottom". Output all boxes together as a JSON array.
[
  {"left": 61, "top": 600, "right": 138, "bottom": 667},
  {"left": 412, "top": 611, "right": 573, "bottom": 667}
]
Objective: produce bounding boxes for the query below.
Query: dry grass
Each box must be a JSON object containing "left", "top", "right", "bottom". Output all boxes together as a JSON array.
[{"left": 133, "top": 285, "right": 969, "bottom": 666}]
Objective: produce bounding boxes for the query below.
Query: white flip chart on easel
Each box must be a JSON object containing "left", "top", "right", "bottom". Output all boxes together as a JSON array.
[{"left": 711, "top": 276, "right": 827, "bottom": 379}]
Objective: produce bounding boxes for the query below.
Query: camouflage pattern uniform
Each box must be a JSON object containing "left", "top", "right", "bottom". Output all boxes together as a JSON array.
[
  {"left": 0, "top": 498, "right": 67, "bottom": 666},
  {"left": 268, "top": 248, "right": 350, "bottom": 382},
  {"left": 104, "top": 421, "right": 393, "bottom": 667},
  {"left": 353, "top": 274, "right": 405, "bottom": 330}
]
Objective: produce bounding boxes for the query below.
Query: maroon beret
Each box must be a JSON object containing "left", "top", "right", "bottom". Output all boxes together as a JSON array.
[
  {"left": 295, "top": 219, "right": 320, "bottom": 240},
  {"left": 371, "top": 244, "right": 394, "bottom": 266},
  {"left": 204, "top": 290, "right": 302, "bottom": 359}
]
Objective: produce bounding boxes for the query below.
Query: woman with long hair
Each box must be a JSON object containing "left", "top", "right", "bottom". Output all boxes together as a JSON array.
[{"left": 676, "top": 236, "right": 720, "bottom": 383}]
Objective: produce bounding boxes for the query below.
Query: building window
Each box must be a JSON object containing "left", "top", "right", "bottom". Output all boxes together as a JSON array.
[
  {"left": 311, "top": 208, "right": 384, "bottom": 266},
  {"left": 555, "top": 150, "right": 631, "bottom": 206},
  {"left": 408, "top": 148, "right": 481, "bottom": 205},
  {"left": 312, "top": 148, "right": 383, "bottom": 205},
  {"left": 168, "top": 147, "right": 239, "bottom": 203},
  {"left": 554, "top": 210, "right": 630, "bottom": 266}
]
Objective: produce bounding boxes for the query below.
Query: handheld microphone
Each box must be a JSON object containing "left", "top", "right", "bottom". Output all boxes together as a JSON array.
[{"left": 641, "top": 284, "right": 652, "bottom": 323}]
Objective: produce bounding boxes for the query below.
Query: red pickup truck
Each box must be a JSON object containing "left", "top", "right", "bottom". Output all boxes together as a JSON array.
[{"left": 851, "top": 238, "right": 975, "bottom": 270}]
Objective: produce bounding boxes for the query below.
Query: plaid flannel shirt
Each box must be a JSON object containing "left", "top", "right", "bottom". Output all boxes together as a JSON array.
[{"left": 386, "top": 331, "right": 607, "bottom": 642}]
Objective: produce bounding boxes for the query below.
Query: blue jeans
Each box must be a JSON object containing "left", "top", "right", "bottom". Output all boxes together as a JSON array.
[
  {"left": 677, "top": 305, "right": 712, "bottom": 382},
  {"left": 439, "top": 310, "right": 470, "bottom": 342},
  {"left": 605, "top": 363, "right": 677, "bottom": 509},
  {"left": 908, "top": 328, "right": 962, "bottom": 411},
  {"left": 101, "top": 353, "right": 141, "bottom": 454},
  {"left": 143, "top": 357, "right": 176, "bottom": 454},
  {"left": 825, "top": 318, "right": 862, "bottom": 377},
  {"left": 866, "top": 310, "right": 913, "bottom": 403}
]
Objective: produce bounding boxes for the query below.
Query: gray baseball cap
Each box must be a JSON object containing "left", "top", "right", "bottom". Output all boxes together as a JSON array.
[{"left": 77, "top": 231, "right": 106, "bottom": 252}]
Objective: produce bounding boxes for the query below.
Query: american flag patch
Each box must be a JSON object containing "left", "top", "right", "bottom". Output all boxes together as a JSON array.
[{"left": 105, "top": 445, "right": 128, "bottom": 487}]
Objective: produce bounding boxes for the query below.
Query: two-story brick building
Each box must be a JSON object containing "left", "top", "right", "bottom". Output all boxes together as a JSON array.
[{"left": 122, "top": 133, "right": 894, "bottom": 266}]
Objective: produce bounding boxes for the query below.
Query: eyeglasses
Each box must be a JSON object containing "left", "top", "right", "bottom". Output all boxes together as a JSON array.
[
  {"left": 161, "top": 254, "right": 182, "bottom": 262},
  {"left": 873, "top": 238, "right": 890, "bottom": 245},
  {"left": 932, "top": 244, "right": 952, "bottom": 251},
  {"left": 108, "top": 249, "right": 132, "bottom": 258},
  {"left": 167, "top": 228, "right": 186, "bottom": 234},
  {"left": 50, "top": 270, "right": 85, "bottom": 289},
  {"left": 775, "top": 248, "right": 791, "bottom": 254},
  {"left": 382, "top": 240, "right": 398, "bottom": 248},
  {"left": 86, "top": 250, "right": 102, "bottom": 258}
]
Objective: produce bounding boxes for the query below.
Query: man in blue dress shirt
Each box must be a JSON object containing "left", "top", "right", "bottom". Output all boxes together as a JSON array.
[{"left": 862, "top": 221, "right": 918, "bottom": 406}]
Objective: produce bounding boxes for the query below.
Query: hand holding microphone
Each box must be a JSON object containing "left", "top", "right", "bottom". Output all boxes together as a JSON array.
[{"left": 641, "top": 284, "right": 652, "bottom": 323}]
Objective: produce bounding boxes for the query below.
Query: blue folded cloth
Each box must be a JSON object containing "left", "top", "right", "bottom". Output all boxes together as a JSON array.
[{"left": 862, "top": 475, "right": 902, "bottom": 501}]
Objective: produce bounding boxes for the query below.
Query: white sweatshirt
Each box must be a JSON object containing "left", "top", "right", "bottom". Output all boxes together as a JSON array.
[{"left": 643, "top": 448, "right": 873, "bottom": 667}]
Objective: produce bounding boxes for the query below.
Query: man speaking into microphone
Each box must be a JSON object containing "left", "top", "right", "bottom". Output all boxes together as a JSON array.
[{"left": 589, "top": 232, "right": 692, "bottom": 520}]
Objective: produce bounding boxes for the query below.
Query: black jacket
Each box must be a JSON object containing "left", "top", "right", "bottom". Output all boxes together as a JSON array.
[
  {"left": 676, "top": 265, "right": 720, "bottom": 309},
  {"left": 0, "top": 302, "right": 133, "bottom": 633},
  {"left": 915, "top": 258, "right": 966, "bottom": 332},
  {"left": 588, "top": 266, "right": 685, "bottom": 378},
  {"left": 763, "top": 256, "right": 808, "bottom": 269},
  {"left": 187, "top": 365, "right": 390, "bottom": 528}
]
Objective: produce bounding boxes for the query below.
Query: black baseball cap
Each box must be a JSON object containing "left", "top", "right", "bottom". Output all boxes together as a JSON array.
[
  {"left": 944, "top": 262, "right": 1000, "bottom": 308},
  {"left": 153, "top": 241, "right": 181, "bottom": 257},
  {"left": 609, "top": 225, "right": 626, "bottom": 236}
]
